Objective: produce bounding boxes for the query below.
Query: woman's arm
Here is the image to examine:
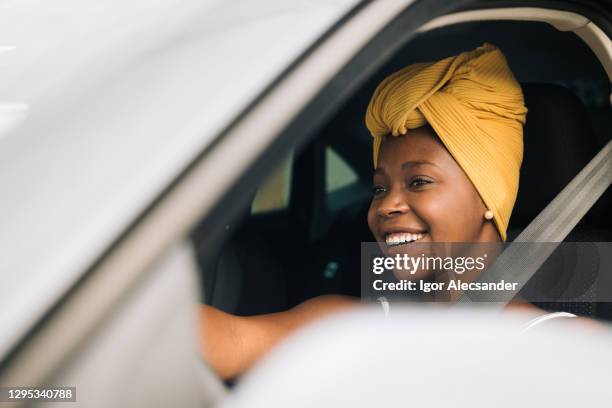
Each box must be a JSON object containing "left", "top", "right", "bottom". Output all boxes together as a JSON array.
[{"left": 198, "top": 295, "right": 358, "bottom": 379}]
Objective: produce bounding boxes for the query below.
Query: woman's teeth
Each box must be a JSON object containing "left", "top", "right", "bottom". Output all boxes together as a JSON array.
[{"left": 385, "top": 232, "right": 425, "bottom": 247}]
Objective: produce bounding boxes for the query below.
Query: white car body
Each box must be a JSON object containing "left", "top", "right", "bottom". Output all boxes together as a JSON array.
[
  {"left": 0, "top": 0, "right": 359, "bottom": 359},
  {"left": 0, "top": 0, "right": 610, "bottom": 406}
]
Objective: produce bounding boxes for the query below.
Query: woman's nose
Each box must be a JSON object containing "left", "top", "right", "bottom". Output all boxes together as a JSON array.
[{"left": 376, "top": 191, "right": 410, "bottom": 218}]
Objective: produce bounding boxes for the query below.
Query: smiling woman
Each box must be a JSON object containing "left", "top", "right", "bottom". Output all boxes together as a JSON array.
[
  {"left": 366, "top": 42, "right": 526, "bottom": 244},
  {"left": 199, "top": 43, "right": 540, "bottom": 379},
  {"left": 368, "top": 125, "right": 501, "bottom": 247}
]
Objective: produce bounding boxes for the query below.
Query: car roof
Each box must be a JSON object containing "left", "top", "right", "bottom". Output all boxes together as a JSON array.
[{"left": 0, "top": 0, "right": 360, "bottom": 358}]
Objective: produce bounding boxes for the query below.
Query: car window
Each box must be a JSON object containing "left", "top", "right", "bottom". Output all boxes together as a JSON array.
[
  {"left": 325, "top": 146, "right": 370, "bottom": 212},
  {"left": 251, "top": 153, "right": 294, "bottom": 214},
  {"left": 325, "top": 146, "right": 358, "bottom": 193}
]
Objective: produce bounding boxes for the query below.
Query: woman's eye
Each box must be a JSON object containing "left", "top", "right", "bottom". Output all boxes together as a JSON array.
[
  {"left": 409, "top": 177, "right": 432, "bottom": 188},
  {"left": 371, "top": 185, "right": 386, "bottom": 196}
]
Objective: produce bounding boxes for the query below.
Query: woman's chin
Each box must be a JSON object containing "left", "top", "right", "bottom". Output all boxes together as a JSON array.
[{"left": 379, "top": 234, "right": 440, "bottom": 282}]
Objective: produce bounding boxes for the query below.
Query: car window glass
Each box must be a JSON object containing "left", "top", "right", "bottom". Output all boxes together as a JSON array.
[
  {"left": 251, "top": 153, "right": 293, "bottom": 214},
  {"left": 325, "top": 146, "right": 358, "bottom": 193}
]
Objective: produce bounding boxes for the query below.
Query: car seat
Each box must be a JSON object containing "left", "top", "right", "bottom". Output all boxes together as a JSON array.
[{"left": 509, "top": 83, "right": 611, "bottom": 318}]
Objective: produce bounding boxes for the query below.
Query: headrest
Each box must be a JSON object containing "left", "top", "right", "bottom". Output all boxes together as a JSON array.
[{"left": 510, "top": 83, "right": 599, "bottom": 228}]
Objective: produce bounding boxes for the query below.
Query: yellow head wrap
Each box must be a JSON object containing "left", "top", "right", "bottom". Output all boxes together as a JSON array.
[{"left": 365, "top": 43, "right": 527, "bottom": 241}]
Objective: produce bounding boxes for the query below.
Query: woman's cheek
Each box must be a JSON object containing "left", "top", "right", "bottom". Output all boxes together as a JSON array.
[
  {"left": 416, "top": 191, "right": 459, "bottom": 241},
  {"left": 416, "top": 193, "right": 444, "bottom": 220}
]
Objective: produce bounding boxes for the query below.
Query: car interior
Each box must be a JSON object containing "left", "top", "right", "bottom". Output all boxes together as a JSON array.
[{"left": 190, "top": 19, "right": 612, "bottom": 324}]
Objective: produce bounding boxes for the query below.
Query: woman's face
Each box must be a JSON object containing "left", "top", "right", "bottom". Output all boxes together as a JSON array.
[{"left": 367, "top": 126, "right": 500, "bottom": 255}]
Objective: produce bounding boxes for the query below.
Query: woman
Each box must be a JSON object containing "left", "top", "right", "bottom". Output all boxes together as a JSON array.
[{"left": 198, "top": 43, "right": 558, "bottom": 379}]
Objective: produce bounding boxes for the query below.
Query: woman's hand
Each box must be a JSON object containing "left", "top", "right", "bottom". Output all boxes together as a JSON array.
[{"left": 198, "top": 295, "right": 357, "bottom": 379}]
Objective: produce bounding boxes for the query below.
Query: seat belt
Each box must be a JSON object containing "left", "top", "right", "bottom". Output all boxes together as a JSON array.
[{"left": 455, "top": 139, "right": 612, "bottom": 308}]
